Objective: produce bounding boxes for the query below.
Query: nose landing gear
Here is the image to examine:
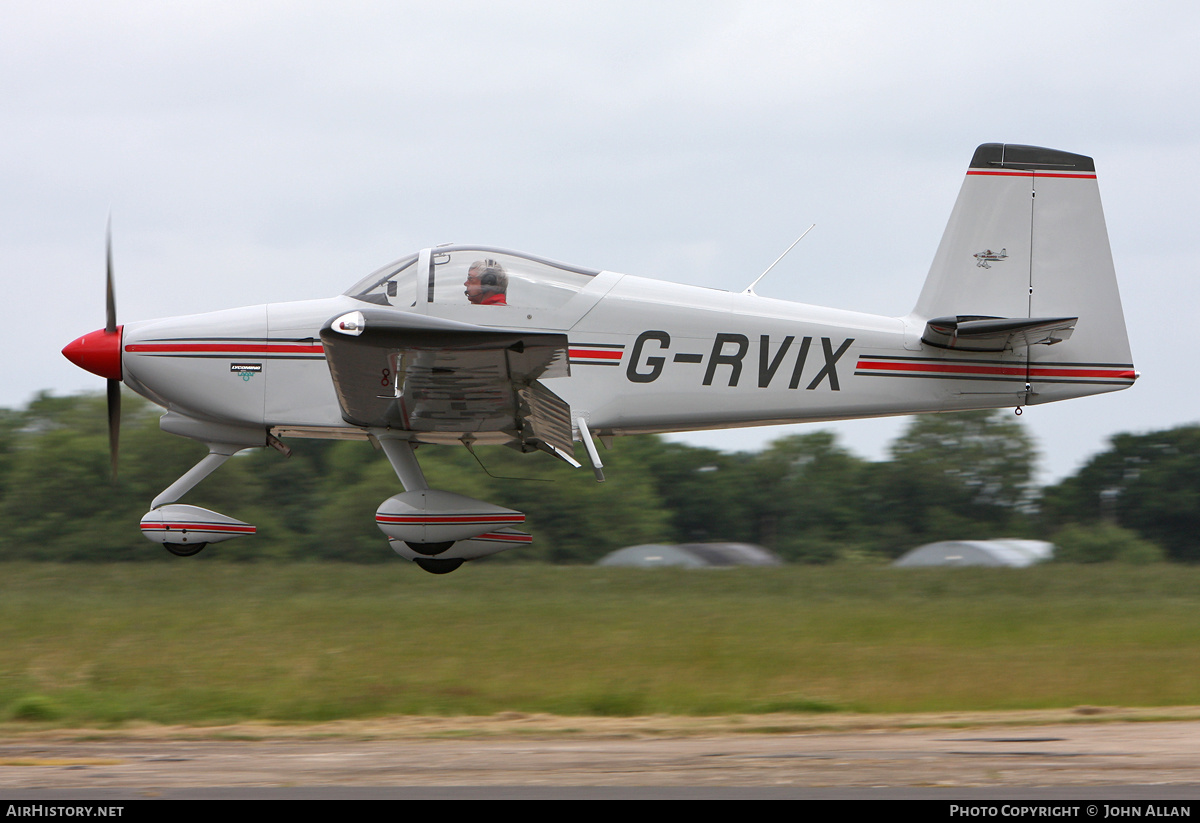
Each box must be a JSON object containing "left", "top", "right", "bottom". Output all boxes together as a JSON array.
[{"left": 140, "top": 503, "right": 255, "bottom": 558}]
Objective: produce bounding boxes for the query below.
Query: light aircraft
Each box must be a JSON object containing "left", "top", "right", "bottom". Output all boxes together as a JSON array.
[
  {"left": 63, "top": 143, "right": 1137, "bottom": 573},
  {"left": 973, "top": 248, "right": 1008, "bottom": 268}
]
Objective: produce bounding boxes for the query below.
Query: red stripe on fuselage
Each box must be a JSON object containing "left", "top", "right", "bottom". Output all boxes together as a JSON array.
[
  {"left": 569, "top": 348, "right": 623, "bottom": 360},
  {"left": 125, "top": 342, "right": 323, "bottom": 354},
  {"left": 855, "top": 360, "right": 1135, "bottom": 380}
]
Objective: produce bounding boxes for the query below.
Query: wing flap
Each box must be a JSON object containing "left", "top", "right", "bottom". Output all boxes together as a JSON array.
[{"left": 517, "top": 379, "right": 577, "bottom": 462}]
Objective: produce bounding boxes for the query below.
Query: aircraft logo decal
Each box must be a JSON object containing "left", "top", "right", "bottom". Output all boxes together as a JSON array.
[
  {"left": 230, "top": 362, "right": 262, "bottom": 381},
  {"left": 973, "top": 248, "right": 1008, "bottom": 268}
]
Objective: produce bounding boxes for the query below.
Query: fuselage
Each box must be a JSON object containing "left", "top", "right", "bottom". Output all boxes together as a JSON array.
[{"left": 109, "top": 251, "right": 1133, "bottom": 449}]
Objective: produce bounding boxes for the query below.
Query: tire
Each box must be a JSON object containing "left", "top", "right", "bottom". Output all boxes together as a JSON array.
[
  {"left": 164, "top": 542, "right": 208, "bottom": 557},
  {"left": 413, "top": 557, "right": 464, "bottom": 575}
]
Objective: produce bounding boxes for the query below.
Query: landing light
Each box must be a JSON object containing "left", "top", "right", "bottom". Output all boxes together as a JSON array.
[{"left": 333, "top": 311, "right": 365, "bottom": 336}]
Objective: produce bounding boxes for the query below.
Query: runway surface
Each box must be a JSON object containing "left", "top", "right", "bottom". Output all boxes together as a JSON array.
[{"left": 2, "top": 717, "right": 1200, "bottom": 797}]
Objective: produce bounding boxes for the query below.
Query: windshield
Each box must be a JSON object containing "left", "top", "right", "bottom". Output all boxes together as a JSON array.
[
  {"left": 346, "top": 247, "right": 601, "bottom": 310},
  {"left": 344, "top": 254, "right": 419, "bottom": 306}
]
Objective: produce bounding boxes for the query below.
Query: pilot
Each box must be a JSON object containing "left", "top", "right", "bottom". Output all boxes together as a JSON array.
[{"left": 465, "top": 258, "right": 508, "bottom": 306}]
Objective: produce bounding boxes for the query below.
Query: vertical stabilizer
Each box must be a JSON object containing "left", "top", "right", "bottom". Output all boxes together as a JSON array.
[{"left": 913, "top": 143, "right": 1134, "bottom": 401}]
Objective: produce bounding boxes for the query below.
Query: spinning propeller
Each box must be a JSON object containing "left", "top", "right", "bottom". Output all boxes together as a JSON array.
[{"left": 61, "top": 221, "right": 123, "bottom": 478}]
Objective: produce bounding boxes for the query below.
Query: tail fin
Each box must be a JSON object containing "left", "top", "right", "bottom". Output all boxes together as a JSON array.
[{"left": 913, "top": 143, "right": 1135, "bottom": 401}]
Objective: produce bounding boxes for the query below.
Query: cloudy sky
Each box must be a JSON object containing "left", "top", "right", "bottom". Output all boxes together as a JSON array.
[{"left": 7, "top": 1, "right": 1198, "bottom": 482}]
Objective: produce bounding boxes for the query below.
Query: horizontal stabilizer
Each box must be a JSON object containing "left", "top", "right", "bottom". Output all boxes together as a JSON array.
[{"left": 922, "top": 315, "right": 1077, "bottom": 352}]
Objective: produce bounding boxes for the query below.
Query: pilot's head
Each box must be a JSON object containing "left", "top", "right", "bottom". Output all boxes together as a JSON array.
[{"left": 465, "top": 259, "right": 508, "bottom": 305}]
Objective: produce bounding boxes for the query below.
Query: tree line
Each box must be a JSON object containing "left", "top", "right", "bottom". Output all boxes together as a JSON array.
[{"left": 1, "top": 391, "right": 1194, "bottom": 563}]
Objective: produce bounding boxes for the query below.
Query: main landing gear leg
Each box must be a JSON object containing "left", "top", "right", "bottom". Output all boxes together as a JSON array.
[
  {"left": 376, "top": 436, "right": 429, "bottom": 492},
  {"left": 373, "top": 434, "right": 462, "bottom": 572}
]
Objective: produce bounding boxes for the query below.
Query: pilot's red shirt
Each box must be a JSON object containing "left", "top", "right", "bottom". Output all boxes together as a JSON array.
[{"left": 481, "top": 293, "right": 507, "bottom": 306}]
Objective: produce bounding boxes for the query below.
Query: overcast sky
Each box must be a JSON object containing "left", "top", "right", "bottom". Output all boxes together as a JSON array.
[{"left": 7, "top": 1, "right": 1198, "bottom": 483}]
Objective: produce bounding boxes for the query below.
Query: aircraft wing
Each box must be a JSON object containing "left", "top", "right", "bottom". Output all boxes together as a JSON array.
[
  {"left": 921, "top": 315, "right": 1077, "bottom": 352},
  {"left": 319, "top": 309, "right": 574, "bottom": 459}
]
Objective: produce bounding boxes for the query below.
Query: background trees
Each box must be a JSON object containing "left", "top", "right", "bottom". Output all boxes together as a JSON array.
[
  {"left": 1, "top": 391, "right": 1192, "bottom": 563},
  {"left": 1041, "top": 426, "right": 1200, "bottom": 562}
]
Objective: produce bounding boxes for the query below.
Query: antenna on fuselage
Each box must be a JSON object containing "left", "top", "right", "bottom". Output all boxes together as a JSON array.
[{"left": 742, "top": 224, "right": 815, "bottom": 295}]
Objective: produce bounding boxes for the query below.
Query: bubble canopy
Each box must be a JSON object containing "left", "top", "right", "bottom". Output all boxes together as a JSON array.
[{"left": 345, "top": 246, "right": 600, "bottom": 310}]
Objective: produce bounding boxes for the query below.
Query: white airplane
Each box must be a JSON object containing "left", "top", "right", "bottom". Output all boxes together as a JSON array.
[{"left": 63, "top": 143, "right": 1136, "bottom": 573}]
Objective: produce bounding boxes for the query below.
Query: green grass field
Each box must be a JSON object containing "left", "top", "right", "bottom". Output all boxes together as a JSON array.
[{"left": 1, "top": 562, "right": 1198, "bottom": 726}]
